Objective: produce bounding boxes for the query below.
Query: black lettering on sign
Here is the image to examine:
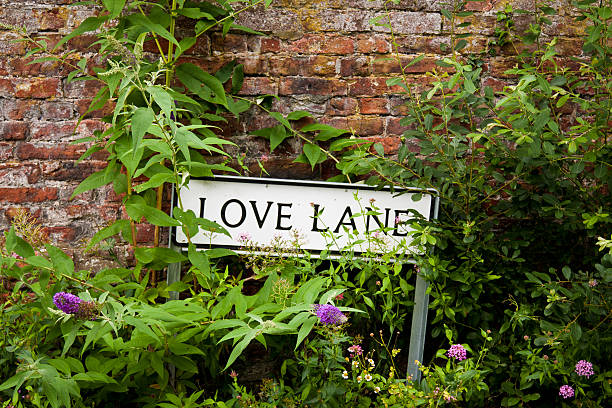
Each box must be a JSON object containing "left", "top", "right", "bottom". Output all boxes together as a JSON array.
[
  {"left": 365, "top": 207, "right": 391, "bottom": 234},
  {"left": 199, "top": 198, "right": 206, "bottom": 218},
  {"left": 275, "top": 203, "right": 293, "bottom": 230},
  {"left": 392, "top": 209, "right": 409, "bottom": 236},
  {"left": 311, "top": 204, "right": 328, "bottom": 232},
  {"left": 250, "top": 200, "right": 274, "bottom": 228},
  {"left": 334, "top": 206, "right": 357, "bottom": 233},
  {"left": 220, "top": 199, "right": 247, "bottom": 228}
]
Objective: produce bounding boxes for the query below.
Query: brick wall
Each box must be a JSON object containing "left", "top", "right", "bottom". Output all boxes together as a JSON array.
[{"left": 0, "top": 0, "right": 586, "bottom": 266}]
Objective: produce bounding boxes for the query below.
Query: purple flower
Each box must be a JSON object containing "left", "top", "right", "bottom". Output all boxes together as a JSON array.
[
  {"left": 575, "top": 360, "right": 594, "bottom": 378},
  {"left": 313, "top": 304, "right": 347, "bottom": 326},
  {"left": 53, "top": 292, "right": 82, "bottom": 314},
  {"left": 447, "top": 344, "right": 467, "bottom": 361},
  {"left": 588, "top": 279, "right": 598, "bottom": 288},
  {"left": 559, "top": 385, "right": 574, "bottom": 399}
]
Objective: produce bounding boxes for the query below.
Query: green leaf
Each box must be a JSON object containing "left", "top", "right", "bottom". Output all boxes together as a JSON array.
[
  {"left": 70, "top": 168, "right": 113, "bottom": 199},
  {"left": 224, "top": 330, "right": 258, "bottom": 370},
  {"left": 146, "top": 85, "right": 174, "bottom": 119},
  {"left": 45, "top": 244, "right": 74, "bottom": 277},
  {"left": 55, "top": 16, "right": 110, "bottom": 50},
  {"left": 169, "top": 342, "right": 205, "bottom": 356},
  {"left": 6, "top": 227, "right": 35, "bottom": 258},
  {"left": 176, "top": 63, "right": 228, "bottom": 107},
  {"left": 86, "top": 219, "right": 131, "bottom": 250},
  {"left": 252, "top": 125, "right": 289, "bottom": 151},
  {"left": 101, "top": 0, "right": 126, "bottom": 19},
  {"left": 177, "top": 8, "right": 215, "bottom": 20},
  {"left": 300, "top": 123, "right": 348, "bottom": 141},
  {"left": 131, "top": 107, "right": 155, "bottom": 156},
  {"left": 133, "top": 173, "right": 174, "bottom": 193},
  {"left": 303, "top": 143, "right": 322, "bottom": 169},
  {"left": 128, "top": 14, "right": 179, "bottom": 46},
  {"left": 231, "top": 64, "right": 244, "bottom": 94},
  {"left": 287, "top": 110, "right": 314, "bottom": 121},
  {"left": 295, "top": 316, "right": 317, "bottom": 349}
]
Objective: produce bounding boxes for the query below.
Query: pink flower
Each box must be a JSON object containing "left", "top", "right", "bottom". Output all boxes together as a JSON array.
[
  {"left": 575, "top": 360, "right": 594, "bottom": 378},
  {"left": 559, "top": 385, "right": 574, "bottom": 399},
  {"left": 348, "top": 345, "right": 363, "bottom": 356},
  {"left": 447, "top": 344, "right": 467, "bottom": 361}
]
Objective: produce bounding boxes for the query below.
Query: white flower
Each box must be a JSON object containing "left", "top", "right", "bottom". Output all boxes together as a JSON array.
[
  {"left": 374, "top": 386, "right": 380, "bottom": 393},
  {"left": 342, "top": 370, "right": 349, "bottom": 379},
  {"left": 352, "top": 360, "right": 359, "bottom": 368},
  {"left": 368, "top": 358, "right": 375, "bottom": 367},
  {"left": 357, "top": 375, "right": 362, "bottom": 383},
  {"left": 365, "top": 373, "right": 372, "bottom": 381}
]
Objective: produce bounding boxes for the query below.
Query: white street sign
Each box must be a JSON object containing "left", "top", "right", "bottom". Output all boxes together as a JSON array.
[{"left": 171, "top": 176, "right": 436, "bottom": 256}]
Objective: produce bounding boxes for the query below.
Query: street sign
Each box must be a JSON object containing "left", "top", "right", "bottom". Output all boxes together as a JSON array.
[{"left": 171, "top": 176, "right": 436, "bottom": 257}]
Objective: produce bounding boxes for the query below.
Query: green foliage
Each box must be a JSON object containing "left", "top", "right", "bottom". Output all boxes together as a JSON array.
[{"left": 1, "top": 0, "right": 610, "bottom": 407}]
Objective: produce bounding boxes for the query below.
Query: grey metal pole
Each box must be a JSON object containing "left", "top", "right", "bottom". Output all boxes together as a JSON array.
[
  {"left": 407, "top": 194, "right": 438, "bottom": 382},
  {"left": 407, "top": 272, "right": 429, "bottom": 382}
]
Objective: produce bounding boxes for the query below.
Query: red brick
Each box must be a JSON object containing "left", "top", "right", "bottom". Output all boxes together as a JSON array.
[
  {"left": 0, "top": 121, "right": 29, "bottom": 140},
  {"left": 279, "top": 77, "right": 347, "bottom": 96},
  {"left": 15, "top": 78, "right": 60, "bottom": 99},
  {"left": 44, "top": 226, "right": 77, "bottom": 242},
  {"left": 327, "top": 97, "right": 358, "bottom": 116},
  {"left": 322, "top": 116, "right": 384, "bottom": 136},
  {"left": 75, "top": 98, "right": 115, "bottom": 118},
  {"left": 64, "top": 80, "right": 104, "bottom": 98},
  {"left": 34, "top": 8, "right": 69, "bottom": 31},
  {"left": 0, "top": 142, "right": 13, "bottom": 161},
  {"left": 348, "top": 77, "right": 405, "bottom": 96},
  {"left": 30, "top": 122, "right": 75, "bottom": 140},
  {"left": 287, "top": 35, "right": 354, "bottom": 54},
  {"left": 0, "top": 33, "right": 27, "bottom": 56},
  {"left": 385, "top": 117, "right": 410, "bottom": 137},
  {"left": 366, "top": 136, "right": 401, "bottom": 155},
  {"left": 359, "top": 98, "right": 389, "bottom": 114},
  {"left": 0, "top": 187, "right": 58, "bottom": 203},
  {"left": 356, "top": 34, "right": 391, "bottom": 54},
  {"left": 395, "top": 35, "right": 450, "bottom": 54},
  {"left": 260, "top": 38, "right": 281, "bottom": 53},
  {"left": 237, "top": 77, "right": 278, "bottom": 95},
  {"left": 239, "top": 56, "right": 268, "bottom": 75},
  {"left": 2, "top": 99, "right": 41, "bottom": 120},
  {"left": 212, "top": 33, "right": 248, "bottom": 53},
  {"left": 40, "top": 101, "right": 74, "bottom": 120},
  {"left": 0, "top": 163, "right": 41, "bottom": 185},
  {"left": 67, "top": 34, "right": 100, "bottom": 52},
  {"left": 42, "top": 161, "right": 106, "bottom": 182},
  {"left": 136, "top": 223, "right": 155, "bottom": 244},
  {"left": 9, "top": 56, "right": 66, "bottom": 77},
  {"left": 15, "top": 143, "right": 103, "bottom": 160},
  {"left": 372, "top": 56, "right": 438, "bottom": 74},
  {"left": 0, "top": 78, "right": 16, "bottom": 97},
  {"left": 339, "top": 56, "right": 371, "bottom": 77}
]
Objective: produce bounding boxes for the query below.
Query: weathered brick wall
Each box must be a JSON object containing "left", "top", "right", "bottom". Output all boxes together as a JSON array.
[{"left": 0, "top": 0, "right": 586, "bottom": 266}]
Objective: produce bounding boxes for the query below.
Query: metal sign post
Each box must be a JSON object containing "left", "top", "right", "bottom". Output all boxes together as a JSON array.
[{"left": 167, "top": 176, "right": 438, "bottom": 382}]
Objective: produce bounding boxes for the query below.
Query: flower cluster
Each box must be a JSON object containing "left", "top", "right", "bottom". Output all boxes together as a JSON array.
[
  {"left": 53, "top": 292, "right": 99, "bottom": 320},
  {"left": 348, "top": 344, "right": 363, "bottom": 356},
  {"left": 447, "top": 344, "right": 467, "bottom": 361},
  {"left": 559, "top": 385, "right": 574, "bottom": 399},
  {"left": 575, "top": 360, "right": 594, "bottom": 378},
  {"left": 313, "top": 304, "right": 347, "bottom": 326},
  {"left": 53, "top": 292, "right": 81, "bottom": 314}
]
